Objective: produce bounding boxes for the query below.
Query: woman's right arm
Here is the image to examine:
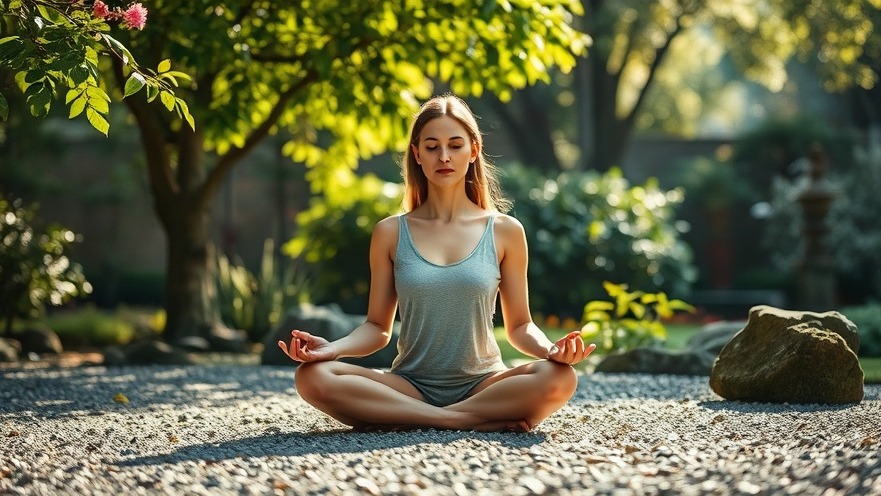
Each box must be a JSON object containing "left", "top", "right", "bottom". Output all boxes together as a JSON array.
[{"left": 280, "top": 217, "right": 399, "bottom": 362}]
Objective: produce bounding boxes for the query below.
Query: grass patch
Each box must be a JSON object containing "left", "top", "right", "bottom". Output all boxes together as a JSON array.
[
  {"left": 40, "top": 306, "right": 161, "bottom": 348},
  {"left": 862, "top": 358, "right": 881, "bottom": 384}
]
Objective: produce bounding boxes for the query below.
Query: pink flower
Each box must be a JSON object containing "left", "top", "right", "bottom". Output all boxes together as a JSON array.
[
  {"left": 122, "top": 3, "right": 148, "bottom": 30},
  {"left": 92, "top": 0, "right": 110, "bottom": 19}
]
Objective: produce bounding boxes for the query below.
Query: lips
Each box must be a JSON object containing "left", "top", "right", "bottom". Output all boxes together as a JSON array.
[{"left": 436, "top": 168, "right": 454, "bottom": 174}]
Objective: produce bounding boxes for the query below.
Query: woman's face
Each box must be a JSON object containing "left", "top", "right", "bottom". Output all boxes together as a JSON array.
[{"left": 411, "top": 115, "right": 478, "bottom": 187}]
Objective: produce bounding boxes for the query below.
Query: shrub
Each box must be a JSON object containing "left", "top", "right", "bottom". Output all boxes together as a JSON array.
[
  {"left": 0, "top": 196, "right": 91, "bottom": 335},
  {"left": 839, "top": 302, "right": 881, "bottom": 357},
  {"left": 580, "top": 281, "right": 695, "bottom": 354},
  {"left": 283, "top": 174, "right": 403, "bottom": 313},
  {"left": 501, "top": 164, "right": 696, "bottom": 317}
]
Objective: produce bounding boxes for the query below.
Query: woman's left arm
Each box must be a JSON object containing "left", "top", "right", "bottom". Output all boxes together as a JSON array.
[{"left": 496, "top": 216, "right": 595, "bottom": 365}]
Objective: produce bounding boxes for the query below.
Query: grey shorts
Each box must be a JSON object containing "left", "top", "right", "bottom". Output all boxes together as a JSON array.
[{"left": 396, "top": 371, "right": 498, "bottom": 407}]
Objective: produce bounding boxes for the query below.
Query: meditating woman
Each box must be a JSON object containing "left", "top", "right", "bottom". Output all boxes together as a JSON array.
[{"left": 279, "top": 94, "right": 595, "bottom": 432}]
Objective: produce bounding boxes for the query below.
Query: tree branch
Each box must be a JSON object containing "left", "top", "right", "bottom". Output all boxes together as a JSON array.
[
  {"left": 622, "top": 14, "right": 686, "bottom": 128},
  {"left": 111, "top": 56, "right": 177, "bottom": 221},
  {"left": 197, "top": 72, "right": 317, "bottom": 210}
]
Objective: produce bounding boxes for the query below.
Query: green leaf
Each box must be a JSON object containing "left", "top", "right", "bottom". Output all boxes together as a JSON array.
[
  {"left": 85, "top": 108, "right": 109, "bottom": 136},
  {"left": 146, "top": 84, "right": 159, "bottom": 102},
  {"left": 65, "top": 88, "right": 80, "bottom": 104},
  {"left": 68, "top": 97, "right": 86, "bottom": 119},
  {"left": 176, "top": 98, "right": 195, "bottom": 130},
  {"left": 0, "top": 92, "right": 8, "bottom": 121},
  {"left": 157, "top": 59, "right": 172, "bottom": 73},
  {"left": 159, "top": 91, "right": 175, "bottom": 111},
  {"left": 123, "top": 72, "right": 146, "bottom": 97}
]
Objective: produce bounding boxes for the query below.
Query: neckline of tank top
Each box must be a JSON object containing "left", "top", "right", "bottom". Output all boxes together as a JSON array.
[{"left": 401, "top": 214, "right": 495, "bottom": 268}]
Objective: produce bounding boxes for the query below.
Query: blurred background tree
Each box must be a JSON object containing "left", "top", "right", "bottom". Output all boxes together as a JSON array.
[{"left": 477, "top": 0, "right": 881, "bottom": 172}]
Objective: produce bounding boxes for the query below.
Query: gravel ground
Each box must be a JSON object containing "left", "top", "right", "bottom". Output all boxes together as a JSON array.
[{"left": 1, "top": 365, "right": 879, "bottom": 495}]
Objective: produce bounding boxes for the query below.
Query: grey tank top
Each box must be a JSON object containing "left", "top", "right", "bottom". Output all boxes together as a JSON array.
[{"left": 390, "top": 215, "right": 507, "bottom": 382}]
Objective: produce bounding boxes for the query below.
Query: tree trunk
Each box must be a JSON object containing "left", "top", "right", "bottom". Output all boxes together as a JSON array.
[
  {"left": 585, "top": 51, "right": 631, "bottom": 172},
  {"left": 162, "top": 202, "right": 218, "bottom": 343},
  {"left": 485, "top": 89, "right": 562, "bottom": 172}
]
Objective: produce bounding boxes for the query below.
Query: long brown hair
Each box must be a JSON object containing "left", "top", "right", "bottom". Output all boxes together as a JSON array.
[{"left": 402, "top": 94, "right": 510, "bottom": 213}]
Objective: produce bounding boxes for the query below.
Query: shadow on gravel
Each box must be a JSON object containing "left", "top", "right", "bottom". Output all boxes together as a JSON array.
[
  {"left": 115, "top": 429, "right": 547, "bottom": 466},
  {"left": 0, "top": 366, "right": 293, "bottom": 420},
  {"left": 697, "top": 400, "right": 866, "bottom": 413}
]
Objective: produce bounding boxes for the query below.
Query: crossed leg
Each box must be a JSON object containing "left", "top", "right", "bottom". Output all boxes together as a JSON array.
[{"left": 293, "top": 360, "right": 578, "bottom": 432}]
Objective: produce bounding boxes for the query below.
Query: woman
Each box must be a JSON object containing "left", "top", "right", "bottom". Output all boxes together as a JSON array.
[{"left": 279, "top": 94, "right": 595, "bottom": 432}]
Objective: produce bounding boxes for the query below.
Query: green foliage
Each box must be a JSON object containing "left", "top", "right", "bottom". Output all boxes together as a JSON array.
[
  {"left": 216, "top": 239, "right": 307, "bottom": 342},
  {"left": 42, "top": 305, "right": 136, "bottom": 346},
  {"left": 283, "top": 174, "right": 402, "bottom": 313},
  {"left": 839, "top": 302, "right": 881, "bottom": 357},
  {"left": 580, "top": 281, "right": 695, "bottom": 354},
  {"left": 501, "top": 163, "right": 696, "bottom": 316},
  {"left": 0, "top": 196, "right": 91, "bottom": 335},
  {"left": 0, "top": 0, "right": 193, "bottom": 134}
]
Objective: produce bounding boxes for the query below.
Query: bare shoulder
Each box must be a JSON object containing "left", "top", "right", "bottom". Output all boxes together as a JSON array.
[
  {"left": 493, "top": 213, "right": 527, "bottom": 258},
  {"left": 371, "top": 215, "right": 400, "bottom": 245},
  {"left": 493, "top": 213, "right": 526, "bottom": 240}
]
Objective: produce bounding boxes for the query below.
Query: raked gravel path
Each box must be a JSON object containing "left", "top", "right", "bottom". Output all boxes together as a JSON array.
[{"left": 1, "top": 365, "right": 879, "bottom": 495}]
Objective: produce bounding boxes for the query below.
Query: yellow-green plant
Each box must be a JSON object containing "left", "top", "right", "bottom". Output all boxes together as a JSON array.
[
  {"left": 580, "top": 281, "right": 694, "bottom": 353},
  {"left": 216, "top": 239, "right": 308, "bottom": 342}
]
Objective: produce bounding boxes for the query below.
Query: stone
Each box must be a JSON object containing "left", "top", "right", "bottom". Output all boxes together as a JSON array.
[
  {"left": 103, "top": 339, "right": 196, "bottom": 366},
  {"left": 261, "top": 303, "right": 399, "bottom": 368},
  {"left": 685, "top": 320, "right": 747, "bottom": 355},
  {"left": 710, "top": 305, "right": 863, "bottom": 404},
  {"left": 595, "top": 348, "right": 716, "bottom": 376},
  {"left": 0, "top": 338, "right": 20, "bottom": 362},
  {"left": 201, "top": 323, "right": 250, "bottom": 353},
  {"left": 16, "top": 327, "right": 63, "bottom": 355}
]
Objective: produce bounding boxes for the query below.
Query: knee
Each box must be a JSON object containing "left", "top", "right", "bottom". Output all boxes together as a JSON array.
[
  {"left": 535, "top": 360, "right": 578, "bottom": 400},
  {"left": 294, "top": 361, "right": 336, "bottom": 403}
]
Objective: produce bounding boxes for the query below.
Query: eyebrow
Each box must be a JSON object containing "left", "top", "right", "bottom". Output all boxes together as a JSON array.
[{"left": 423, "top": 136, "right": 466, "bottom": 142}]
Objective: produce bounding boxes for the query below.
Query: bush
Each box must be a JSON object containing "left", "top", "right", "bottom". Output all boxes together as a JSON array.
[
  {"left": 283, "top": 174, "right": 403, "bottom": 313},
  {"left": 0, "top": 196, "right": 91, "bottom": 335},
  {"left": 839, "top": 303, "right": 881, "bottom": 357},
  {"left": 501, "top": 164, "right": 696, "bottom": 317}
]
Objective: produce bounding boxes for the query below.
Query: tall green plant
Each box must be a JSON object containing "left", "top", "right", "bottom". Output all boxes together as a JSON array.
[
  {"left": 581, "top": 281, "right": 694, "bottom": 353},
  {"left": 0, "top": 196, "right": 91, "bottom": 335},
  {"left": 216, "top": 239, "right": 306, "bottom": 342}
]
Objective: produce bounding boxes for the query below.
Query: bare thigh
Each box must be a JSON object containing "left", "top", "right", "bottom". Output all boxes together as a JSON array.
[
  {"left": 295, "top": 361, "right": 426, "bottom": 402},
  {"left": 465, "top": 360, "right": 568, "bottom": 398}
]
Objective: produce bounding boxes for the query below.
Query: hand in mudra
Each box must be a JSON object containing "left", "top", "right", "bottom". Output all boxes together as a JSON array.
[
  {"left": 278, "top": 330, "right": 336, "bottom": 363},
  {"left": 547, "top": 331, "right": 596, "bottom": 365}
]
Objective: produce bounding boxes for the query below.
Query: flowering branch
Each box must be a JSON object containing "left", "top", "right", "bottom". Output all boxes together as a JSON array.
[{"left": 0, "top": 0, "right": 193, "bottom": 135}]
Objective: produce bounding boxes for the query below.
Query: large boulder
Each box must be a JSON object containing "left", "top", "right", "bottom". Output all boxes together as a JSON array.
[
  {"left": 595, "top": 348, "right": 716, "bottom": 376},
  {"left": 261, "top": 303, "right": 399, "bottom": 368},
  {"left": 710, "top": 305, "right": 863, "bottom": 404}
]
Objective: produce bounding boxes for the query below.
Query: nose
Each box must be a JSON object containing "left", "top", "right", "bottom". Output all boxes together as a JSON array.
[{"left": 439, "top": 148, "right": 451, "bottom": 162}]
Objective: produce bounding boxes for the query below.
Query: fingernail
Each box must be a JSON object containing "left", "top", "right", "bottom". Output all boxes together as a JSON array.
[{"left": 549, "top": 346, "right": 559, "bottom": 355}]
